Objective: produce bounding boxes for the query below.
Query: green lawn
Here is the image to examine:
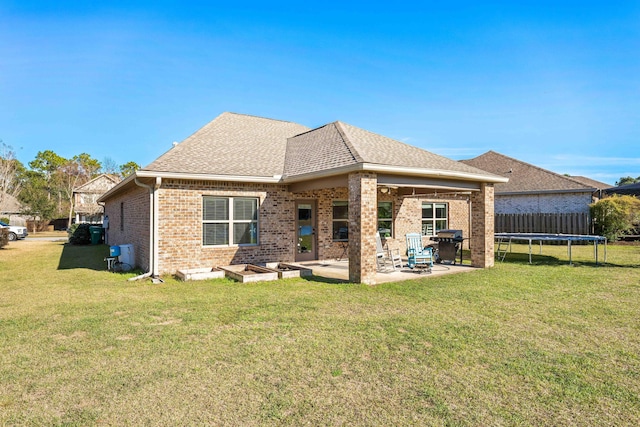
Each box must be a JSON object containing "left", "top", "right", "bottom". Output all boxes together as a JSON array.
[{"left": 1, "top": 241, "right": 639, "bottom": 426}]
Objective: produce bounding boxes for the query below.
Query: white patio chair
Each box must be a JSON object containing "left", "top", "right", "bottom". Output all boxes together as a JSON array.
[{"left": 376, "top": 231, "right": 403, "bottom": 271}]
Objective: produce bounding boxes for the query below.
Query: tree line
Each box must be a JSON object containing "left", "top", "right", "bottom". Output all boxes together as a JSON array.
[
  {"left": 616, "top": 176, "right": 640, "bottom": 186},
  {"left": 0, "top": 141, "right": 139, "bottom": 228}
]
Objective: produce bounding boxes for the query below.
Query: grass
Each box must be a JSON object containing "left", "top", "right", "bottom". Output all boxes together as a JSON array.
[{"left": 1, "top": 240, "right": 639, "bottom": 426}]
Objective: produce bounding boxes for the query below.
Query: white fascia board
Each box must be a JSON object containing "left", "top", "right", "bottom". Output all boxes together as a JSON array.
[
  {"left": 282, "top": 163, "right": 509, "bottom": 184},
  {"left": 497, "top": 188, "right": 595, "bottom": 196},
  {"left": 135, "top": 170, "right": 282, "bottom": 183},
  {"left": 363, "top": 163, "right": 509, "bottom": 183},
  {"left": 98, "top": 170, "right": 282, "bottom": 202}
]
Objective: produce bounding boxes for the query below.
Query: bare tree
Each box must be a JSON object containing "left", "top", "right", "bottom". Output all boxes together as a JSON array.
[
  {"left": 0, "top": 141, "right": 23, "bottom": 210},
  {"left": 101, "top": 157, "right": 120, "bottom": 175}
]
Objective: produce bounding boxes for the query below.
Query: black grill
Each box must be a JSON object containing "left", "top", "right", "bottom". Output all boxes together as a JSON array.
[
  {"left": 436, "top": 229, "right": 463, "bottom": 241},
  {"left": 433, "top": 229, "right": 463, "bottom": 264}
]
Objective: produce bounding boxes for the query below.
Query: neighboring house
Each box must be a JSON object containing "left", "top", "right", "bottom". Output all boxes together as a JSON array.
[
  {"left": 0, "top": 192, "right": 26, "bottom": 226},
  {"left": 73, "top": 174, "right": 121, "bottom": 224},
  {"left": 99, "top": 112, "right": 506, "bottom": 284},
  {"left": 461, "top": 151, "right": 610, "bottom": 233}
]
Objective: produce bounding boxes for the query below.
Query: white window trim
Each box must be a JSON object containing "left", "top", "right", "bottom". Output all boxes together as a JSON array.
[
  {"left": 377, "top": 201, "right": 393, "bottom": 238},
  {"left": 203, "top": 196, "right": 259, "bottom": 247},
  {"left": 332, "top": 200, "right": 349, "bottom": 242},
  {"left": 421, "top": 202, "right": 448, "bottom": 236}
]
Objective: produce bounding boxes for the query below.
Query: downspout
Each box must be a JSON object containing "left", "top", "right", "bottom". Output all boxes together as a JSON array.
[
  {"left": 468, "top": 196, "right": 472, "bottom": 253},
  {"left": 130, "top": 177, "right": 162, "bottom": 282},
  {"left": 152, "top": 176, "right": 161, "bottom": 281},
  {"left": 98, "top": 202, "right": 106, "bottom": 245}
]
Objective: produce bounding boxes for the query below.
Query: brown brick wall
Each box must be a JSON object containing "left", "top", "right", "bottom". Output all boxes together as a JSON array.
[
  {"left": 104, "top": 177, "right": 490, "bottom": 278},
  {"left": 103, "top": 185, "right": 151, "bottom": 271},
  {"left": 348, "top": 172, "right": 378, "bottom": 284},
  {"left": 157, "top": 180, "right": 295, "bottom": 274},
  {"left": 384, "top": 192, "right": 471, "bottom": 254},
  {"left": 293, "top": 187, "right": 349, "bottom": 260},
  {"left": 470, "top": 183, "right": 495, "bottom": 268}
]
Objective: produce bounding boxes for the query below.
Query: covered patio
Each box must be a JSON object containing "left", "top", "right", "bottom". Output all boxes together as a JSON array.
[{"left": 289, "top": 170, "right": 503, "bottom": 285}]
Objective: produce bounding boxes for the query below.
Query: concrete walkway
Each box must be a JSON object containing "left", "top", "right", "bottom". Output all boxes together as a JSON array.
[
  {"left": 22, "top": 236, "right": 68, "bottom": 242},
  {"left": 297, "top": 259, "right": 477, "bottom": 283}
]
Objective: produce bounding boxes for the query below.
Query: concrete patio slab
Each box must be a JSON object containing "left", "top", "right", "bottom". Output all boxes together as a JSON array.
[{"left": 296, "top": 259, "right": 477, "bottom": 283}]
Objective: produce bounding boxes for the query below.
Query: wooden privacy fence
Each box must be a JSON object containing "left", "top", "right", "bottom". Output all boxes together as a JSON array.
[{"left": 495, "top": 213, "right": 591, "bottom": 235}]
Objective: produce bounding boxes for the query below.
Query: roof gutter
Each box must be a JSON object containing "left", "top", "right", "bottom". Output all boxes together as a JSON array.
[
  {"left": 497, "top": 188, "right": 597, "bottom": 196},
  {"left": 100, "top": 163, "right": 507, "bottom": 200},
  {"left": 99, "top": 171, "right": 284, "bottom": 203},
  {"left": 135, "top": 170, "right": 282, "bottom": 183},
  {"left": 282, "top": 163, "right": 509, "bottom": 184}
]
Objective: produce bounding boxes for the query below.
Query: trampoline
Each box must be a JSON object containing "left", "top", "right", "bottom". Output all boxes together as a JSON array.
[{"left": 495, "top": 233, "right": 607, "bottom": 265}]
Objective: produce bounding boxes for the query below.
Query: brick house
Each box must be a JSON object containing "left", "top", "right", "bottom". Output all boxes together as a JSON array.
[
  {"left": 461, "top": 151, "right": 610, "bottom": 234},
  {"left": 99, "top": 113, "right": 506, "bottom": 284},
  {"left": 73, "top": 174, "right": 121, "bottom": 224},
  {"left": 0, "top": 192, "right": 25, "bottom": 225},
  {"left": 462, "top": 151, "right": 609, "bottom": 215}
]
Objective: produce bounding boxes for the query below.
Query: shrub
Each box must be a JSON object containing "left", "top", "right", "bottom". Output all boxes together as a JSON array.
[
  {"left": 0, "top": 228, "right": 8, "bottom": 248},
  {"left": 590, "top": 195, "right": 640, "bottom": 241},
  {"left": 0, "top": 217, "right": 9, "bottom": 224},
  {"left": 68, "top": 223, "right": 92, "bottom": 245}
]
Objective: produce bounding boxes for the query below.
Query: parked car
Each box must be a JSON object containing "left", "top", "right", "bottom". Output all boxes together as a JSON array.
[{"left": 0, "top": 221, "right": 28, "bottom": 241}]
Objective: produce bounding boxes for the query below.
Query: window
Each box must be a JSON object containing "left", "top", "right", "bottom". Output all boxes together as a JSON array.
[
  {"left": 203, "top": 197, "right": 258, "bottom": 246},
  {"left": 377, "top": 201, "right": 393, "bottom": 237},
  {"left": 332, "top": 201, "right": 393, "bottom": 240},
  {"left": 332, "top": 201, "right": 349, "bottom": 241},
  {"left": 422, "top": 202, "right": 448, "bottom": 236}
]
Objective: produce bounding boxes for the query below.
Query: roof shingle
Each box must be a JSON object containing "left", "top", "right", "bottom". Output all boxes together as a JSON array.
[
  {"left": 283, "top": 120, "right": 498, "bottom": 179},
  {"left": 144, "top": 112, "right": 310, "bottom": 177},
  {"left": 143, "top": 112, "right": 503, "bottom": 182},
  {"left": 461, "top": 151, "right": 602, "bottom": 193}
]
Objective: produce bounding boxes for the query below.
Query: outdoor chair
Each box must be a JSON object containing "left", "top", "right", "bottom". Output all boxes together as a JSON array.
[
  {"left": 376, "top": 231, "right": 403, "bottom": 271},
  {"left": 405, "top": 232, "right": 433, "bottom": 273}
]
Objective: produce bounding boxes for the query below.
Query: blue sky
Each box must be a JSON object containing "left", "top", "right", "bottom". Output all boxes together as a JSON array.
[{"left": 1, "top": 1, "right": 639, "bottom": 185}]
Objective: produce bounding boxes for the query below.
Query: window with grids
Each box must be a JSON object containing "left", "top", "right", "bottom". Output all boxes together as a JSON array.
[
  {"left": 377, "top": 201, "right": 393, "bottom": 237},
  {"left": 203, "top": 197, "right": 258, "bottom": 246},
  {"left": 332, "top": 201, "right": 394, "bottom": 241},
  {"left": 421, "top": 202, "right": 448, "bottom": 236},
  {"left": 332, "top": 201, "right": 349, "bottom": 241}
]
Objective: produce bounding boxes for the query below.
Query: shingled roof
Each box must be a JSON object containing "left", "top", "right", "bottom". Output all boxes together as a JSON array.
[
  {"left": 144, "top": 112, "right": 310, "bottom": 177},
  {"left": 461, "top": 151, "right": 602, "bottom": 194},
  {"left": 0, "top": 192, "right": 21, "bottom": 214},
  {"left": 569, "top": 175, "right": 611, "bottom": 189},
  {"left": 605, "top": 182, "right": 640, "bottom": 196},
  {"left": 284, "top": 121, "right": 494, "bottom": 179},
  {"left": 140, "top": 112, "right": 504, "bottom": 183}
]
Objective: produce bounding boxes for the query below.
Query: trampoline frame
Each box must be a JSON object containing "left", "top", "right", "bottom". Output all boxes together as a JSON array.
[{"left": 495, "top": 233, "right": 607, "bottom": 265}]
